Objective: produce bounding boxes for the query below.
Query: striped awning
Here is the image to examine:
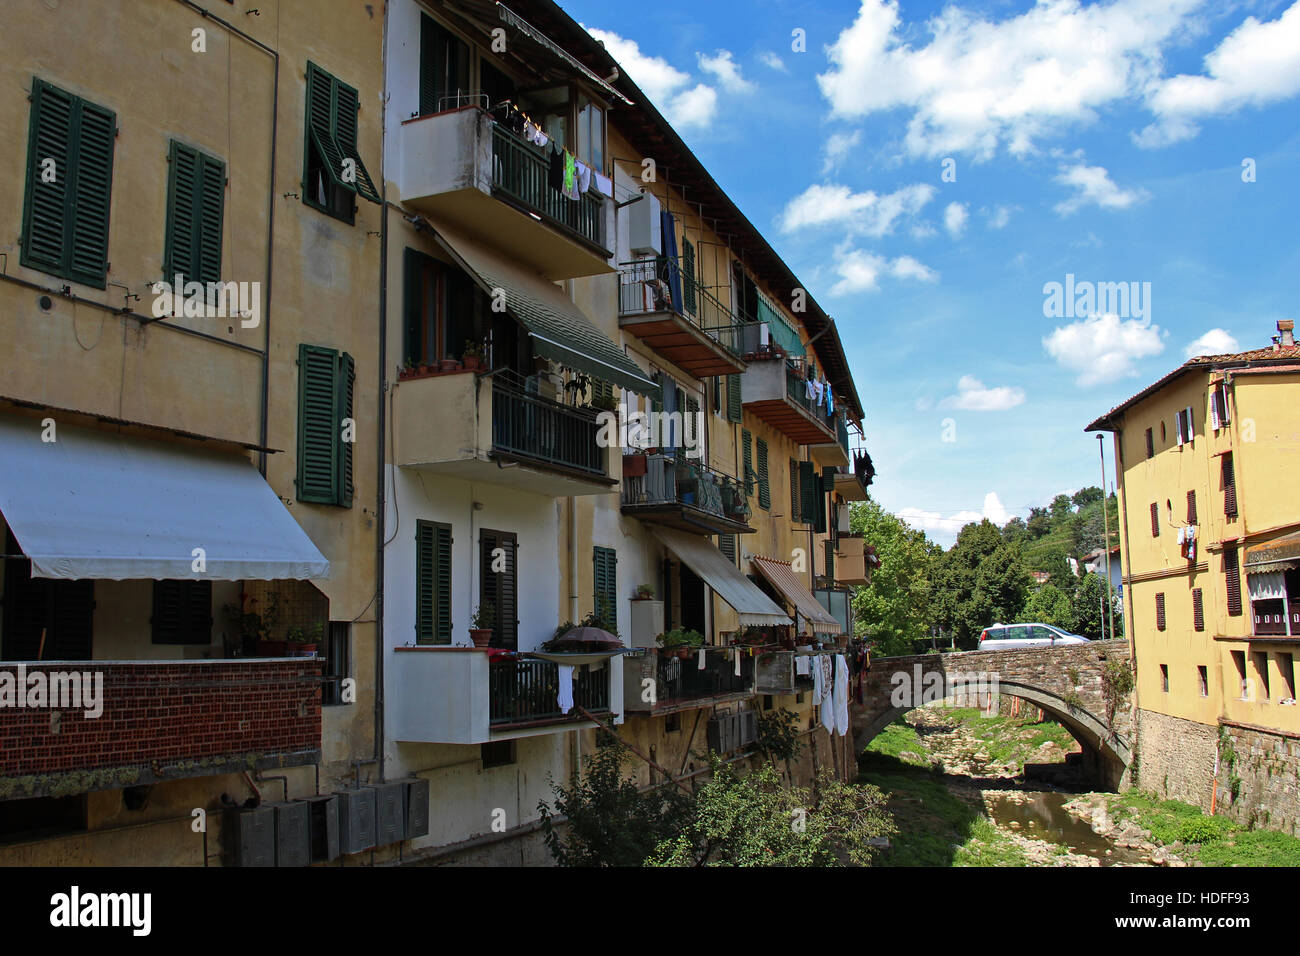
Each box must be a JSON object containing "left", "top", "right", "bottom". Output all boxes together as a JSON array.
[
  {"left": 650, "top": 528, "right": 790, "bottom": 627},
  {"left": 750, "top": 555, "right": 841, "bottom": 635},
  {"left": 1245, "top": 532, "right": 1300, "bottom": 575}
]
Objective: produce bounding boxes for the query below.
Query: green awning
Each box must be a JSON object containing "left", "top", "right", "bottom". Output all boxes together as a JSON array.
[
  {"left": 429, "top": 223, "right": 660, "bottom": 401},
  {"left": 757, "top": 295, "right": 804, "bottom": 358}
]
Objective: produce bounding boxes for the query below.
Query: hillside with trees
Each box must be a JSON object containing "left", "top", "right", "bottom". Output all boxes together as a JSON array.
[{"left": 850, "top": 488, "right": 1122, "bottom": 655}]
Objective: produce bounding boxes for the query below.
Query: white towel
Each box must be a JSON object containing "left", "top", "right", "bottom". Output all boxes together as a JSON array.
[
  {"left": 557, "top": 665, "right": 575, "bottom": 714},
  {"left": 795, "top": 655, "right": 811, "bottom": 676},
  {"left": 697, "top": 648, "right": 707, "bottom": 670},
  {"left": 834, "top": 655, "right": 849, "bottom": 736},
  {"left": 821, "top": 667, "right": 835, "bottom": 734},
  {"left": 735, "top": 649, "right": 742, "bottom": 676},
  {"left": 811, "top": 656, "right": 824, "bottom": 704}
]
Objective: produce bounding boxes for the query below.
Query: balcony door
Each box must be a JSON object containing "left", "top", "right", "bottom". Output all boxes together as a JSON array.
[
  {"left": 479, "top": 529, "right": 518, "bottom": 650},
  {"left": 680, "top": 564, "right": 706, "bottom": 638},
  {"left": 1, "top": 528, "right": 93, "bottom": 661}
]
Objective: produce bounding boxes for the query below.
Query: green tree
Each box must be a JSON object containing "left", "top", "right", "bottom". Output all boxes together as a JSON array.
[
  {"left": 1071, "top": 486, "right": 1104, "bottom": 509},
  {"left": 646, "top": 762, "right": 893, "bottom": 867},
  {"left": 1026, "top": 506, "right": 1051, "bottom": 539},
  {"left": 1049, "top": 493, "right": 1073, "bottom": 520},
  {"left": 850, "top": 501, "right": 939, "bottom": 656},
  {"left": 1018, "top": 582, "right": 1074, "bottom": 629},
  {"left": 1071, "top": 572, "right": 1117, "bottom": 640},
  {"left": 933, "top": 521, "right": 1030, "bottom": 647},
  {"left": 1001, "top": 516, "right": 1028, "bottom": 546}
]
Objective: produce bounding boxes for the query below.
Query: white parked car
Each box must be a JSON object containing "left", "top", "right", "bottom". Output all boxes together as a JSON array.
[{"left": 978, "top": 623, "right": 1089, "bottom": 649}]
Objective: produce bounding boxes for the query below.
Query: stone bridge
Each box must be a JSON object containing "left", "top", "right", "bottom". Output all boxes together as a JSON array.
[{"left": 855, "top": 640, "right": 1134, "bottom": 789}]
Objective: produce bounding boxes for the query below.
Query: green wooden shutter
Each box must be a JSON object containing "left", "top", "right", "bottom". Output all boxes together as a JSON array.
[
  {"left": 718, "top": 534, "right": 736, "bottom": 565},
  {"left": 682, "top": 238, "right": 697, "bottom": 315},
  {"left": 480, "top": 530, "right": 518, "bottom": 649},
  {"left": 727, "top": 375, "right": 742, "bottom": 423},
  {"left": 67, "top": 99, "right": 116, "bottom": 287},
  {"left": 416, "top": 521, "right": 453, "bottom": 645},
  {"left": 47, "top": 579, "right": 95, "bottom": 661},
  {"left": 435, "top": 524, "right": 452, "bottom": 642},
  {"left": 812, "top": 474, "right": 827, "bottom": 534},
  {"left": 799, "top": 460, "right": 817, "bottom": 524},
  {"left": 756, "top": 438, "right": 770, "bottom": 510},
  {"left": 684, "top": 394, "right": 699, "bottom": 450},
  {"left": 21, "top": 79, "right": 74, "bottom": 274},
  {"left": 152, "top": 580, "right": 213, "bottom": 645},
  {"left": 824, "top": 540, "right": 835, "bottom": 582},
  {"left": 306, "top": 63, "right": 345, "bottom": 191},
  {"left": 338, "top": 351, "right": 355, "bottom": 507},
  {"left": 419, "top": 14, "right": 440, "bottom": 116},
  {"left": 331, "top": 77, "right": 381, "bottom": 203},
  {"left": 297, "top": 344, "right": 340, "bottom": 503},
  {"left": 197, "top": 152, "right": 225, "bottom": 283},
  {"left": 742, "top": 429, "right": 754, "bottom": 494},
  {"left": 404, "top": 247, "right": 426, "bottom": 366},
  {"left": 790, "top": 458, "right": 800, "bottom": 519},
  {"left": 593, "top": 546, "right": 617, "bottom": 628},
  {"left": 165, "top": 142, "right": 226, "bottom": 286}
]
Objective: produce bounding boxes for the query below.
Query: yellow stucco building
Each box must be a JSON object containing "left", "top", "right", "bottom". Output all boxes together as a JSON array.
[{"left": 1089, "top": 320, "right": 1300, "bottom": 834}]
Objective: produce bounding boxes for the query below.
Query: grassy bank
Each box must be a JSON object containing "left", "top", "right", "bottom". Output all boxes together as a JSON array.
[{"left": 1106, "top": 792, "right": 1300, "bottom": 867}]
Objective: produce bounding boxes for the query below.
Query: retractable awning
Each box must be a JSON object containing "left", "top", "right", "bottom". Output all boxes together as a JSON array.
[
  {"left": 1245, "top": 532, "right": 1300, "bottom": 574},
  {"left": 650, "top": 527, "right": 790, "bottom": 627},
  {"left": 750, "top": 555, "right": 841, "bottom": 635},
  {"left": 0, "top": 414, "right": 329, "bottom": 580},
  {"left": 429, "top": 223, "right": 660, "bottom": 401}
]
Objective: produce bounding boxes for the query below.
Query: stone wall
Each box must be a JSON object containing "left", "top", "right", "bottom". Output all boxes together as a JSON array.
[
  {"left": 1217, "top": 721, "right": 1300, "bottom": 837},
  {"left": 1133, "top": 709, "right": 1218, "bottom": 809}
]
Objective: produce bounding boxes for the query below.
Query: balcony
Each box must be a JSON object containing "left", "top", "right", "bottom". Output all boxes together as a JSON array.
[
  {"left": 739, "top": 357, "right": 838, "bottom": 445},
  {"left": 396, "top": 107, "right": 612, "bottom": 281},
  {"left": 617, "top": 259, "right": 749, "bottom": 378},
  {"left": 392, "top": 369, "right": 617, "bottom": 496},
  {"left": 623, "top": 647, "right": 755, "bottom": 716},
  {"left": 621, "top": 452, "right": 754, "bottom": 535},
  {"left": 0, "top": 659, "right": 321, "bottom": 800},
  {"left": 389, "top": 647, "right": 617, "bottom": 744},
  {"left": 835, "top": 534, "right": 876, "bottom": 586},
  {"left": 810, "top": 414, "right": 851, "bottom": 468}
]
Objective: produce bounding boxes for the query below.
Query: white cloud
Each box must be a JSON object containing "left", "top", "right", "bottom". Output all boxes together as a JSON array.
[
  {"left": 759, "top": 51, "right": 788, "bottom": 72},
  {"left": 898, "top": 492, "right": 1013, "bottom": 538},
  {"left": 821, "top": 130, "right": 863, "bottom": 175},
  {"left": 941, "top": 375, "right": 1026, "bottom": 411},
  {"left": 586, "top": 28, "right": 719, "bottom": 129},
  {"left": 986, "top": 205, "right": 1013, "bottom": 229},
  {"left": 697, "top": 49, "right": 754, "bottom": 94},
  {"left": 1137, "top": 2, "right": 1300, "bottom": 147},
  {"left": 829, "top": 247, "right": 938, "bottom": 294},
  {"left": 1054, "top": 163, "right": 1148, "bottom": 215},
  {"left": 1185, "top": 328, "right": 1239, "bottom": 358},
  {"left": 816, "top": 0, "right": 1201, "bottom": 159},
  {"left": 779, "top": 182, "right": 935, "bottom": 236},
  {"left": 943, "top": 201, "right": 969, "bottom": 238},
  {"left": 1043, "top": 313, "right": 1165, "bottom": 386}
]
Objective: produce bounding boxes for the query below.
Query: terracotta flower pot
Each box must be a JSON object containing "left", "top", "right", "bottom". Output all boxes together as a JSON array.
[
  {"left": 440, "top": 359, "right": 462, "bottom": 372},
  {"left": 469, "top": 628, "right": 493, "bottom": 649},
  {"left": 463, "top": 355, "right": 483, "bottom": 371}
]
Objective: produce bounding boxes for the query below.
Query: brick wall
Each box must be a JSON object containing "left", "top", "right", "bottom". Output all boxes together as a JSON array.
[{"left": 0, "top": 659, "right": 321, "bottom": 799}]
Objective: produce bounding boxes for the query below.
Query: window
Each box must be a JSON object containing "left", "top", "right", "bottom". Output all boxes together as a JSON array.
[
  {"left": 479, "top": 529, "right": 518, "bottom": 649},
  {"left": 1160, "top": 664, "right": 1169, "bottom": 693},
  {"left": 789, "top": 459, "right": 800, "bottom": 519},
  {"left": 593, "top": 546, "right": 617, "bottom": 628},
  {"left": 1222, "top": 454, "right": 1238, "bottom": 517},
  {"left": 712, "top": 376, "right": 723, "bottom": 417},
  {"left": 419, "top": 15, "right": 470, "bottom": 115},
  {"left": 1155, "top": 592, "right": 1166, "bottom": 631},
  {"left": 296, "top": 344, "right": 355, "bottom": 506},
  {"left": 1278, "top": 652, "right": 1296, "bottom": 702},
  {"left": 403, "top": 249, "right": 485, "bottom": 367},
  {"left": 756, "top": 437, "right": 770, "bottom": 510},
  {"left": 481, "top": 740, "right": 516, "bottom": 768},
  {"left": 21, "top": 78, "right": 116, "bottom": 288},
  {"left": 1185, "top": 490, "right": 1197, "bottom": 525},
  {"left": 1253, "top": 651, "right": 1271, "bottom": 700},
  {"left": 1, "top": 529, "right": 93, "bottom": 661},
  {"left": 726, "top": 375, "right": 742, "bottom": 423},
  {"left": 303, "top": 62, "right": 380, "bottom": 223},
  {"left": 416, "top": 521, "right": 452, "bottom": 645},
  {"left": 1198, "top": 665, "right": 1209, "bottom": 698},
  {"left": 575, "top": 92, "right": 605, "bottom": 171},
  {"left": 1224, "top": 544, "right": 1243, "bottom": 617},
  {"left": 799, "top": 460, "right": 819, "bottom": 525},
  {"left": 742, "top": 429, "right": 754, "bottom": 494},
  {"left": 1144, "top": 427, "right": 1154, "bottom": 459},
  {"left": 1210, "top": 382, "right": 1230, "bottom": 428},
  {"left": 681, "top": 237, "right": 697, "bottom": 315},
  {"left": 1192, "top": 588, "right": 1204, "bottom": 632},
  {"left": 684, "top": 394, "right": 700, "bottom": 451},
  {"left": 151, "top": 580, "right": 213, "bottom": 644},
  {"left": 322, "top": 621, "right": 350, "bottom": 705},
  {"left": 1231, "top": 651, "right": 1248, "bottom": 698},
  {"left": 163, "top": 141, "right": 225, "bottom": 288},
  {"left": 664, "top": 712, "right": 681, "bottom": 733},
  {"left": 718, "top": 533, "right": 737, "bottom": 566},
  {"left": 1150, "top": 502, "right": 1160, "bottom": 537},
  {"left": 1175, "top": 406, "right": 1195, "bottom": 445}
]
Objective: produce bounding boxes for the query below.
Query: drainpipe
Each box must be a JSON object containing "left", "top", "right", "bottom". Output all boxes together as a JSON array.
[
  {"left": 568, "top": 497, "right": 579, "bottom": 622},
  {"left": 1112, "top": 428, "right": 1139, "bottom": 731},
  {"left": 373, "top": 0, "right": 390, "bottom": 784}
]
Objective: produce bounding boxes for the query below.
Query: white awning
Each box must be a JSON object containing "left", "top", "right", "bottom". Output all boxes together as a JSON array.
[
  {"left": 1247, "top": 570, "right": 1287, "bottom": 602},
  {"left": 0, "top": 414, "right": 329, "bottom": 580},
  {"left": 751, "top": 555, "right": 843, "bottom": 635},
  {"left": 650, "top": 527, "right": 790, "bottom": 627}
]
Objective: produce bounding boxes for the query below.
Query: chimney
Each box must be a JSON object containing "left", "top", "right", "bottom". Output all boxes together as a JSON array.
[{"left": 1280, "top": 319, "right": 1295, "bottom": 348}]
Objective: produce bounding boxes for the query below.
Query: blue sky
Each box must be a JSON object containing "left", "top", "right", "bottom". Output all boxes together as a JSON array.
[{"left": 558, "top": 0, "right": 1300, "bottom": 545}]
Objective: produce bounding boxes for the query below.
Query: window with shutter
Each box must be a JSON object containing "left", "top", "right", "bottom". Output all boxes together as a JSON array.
[
  {"left": 593, "top": 547, "right": 617, "bottom": 628},
  {"left": 682, "top": 238, "right": 697, "bottom": 315},
  {"left": 164, "top": 141, "right": 225, "bottom": 288},
  {"left": 824, "top": 540, "right": 835, "bottom": 581},
  {"left": 480, "top": 529, "right": 518, "bottom": 649},
  {"left": 799, "top": 460, "right": 818, "bottom": 525},
  {"left": 21, "top": 78, "right": 116, "bottom": 288},
  {"left": 718, "top": 534, "right": 736, "bottom": 566},
  {"left": 684, "top": 395, "right": 700, "bottom": 450},
  {"left": 1225, "top": 545, "right": 1242, "bottom": 617},
  {"left": 756, "top": 438, "right": 770, "bottom": 510},
  {"left": 789, "top": 459, "right": 800, "bottom": 519},
  {"left": 2, "top": 530, "right": 94, "bottom": 660},
  {"left": 419, "top": 14, "right": 471, "bottom": 116},
  {"left": 727, "top": 375, "right": 742, "bottom": 423},
  {"left": 1192, "top": 588, "right": 1204, "bottom": 631},
  {"left": 742, "top": 430, "right": 754, "bottom": 494},
  {"left": 415, "top": 521, "right": 453, "bottom": 644},
  {"left": 151, "top": 580, "right": 213, "bottom": 645},
  {"left": 1223, "top": 454, "right": 1238, "bottom": 517},
  {"left": 303, "top": 62, "right": 380, "bottom": 223},
  {"left": 297, "top": 344, "right": 355, "bottom": 506},
  {"left": 1150, "top": 502, "right": 1160, "bottom": 537},
  {"left": 1186, "top": 490, "right": 1197, "bottom": 525},
  {"left": 1144, "top": 428, "right": 1154, "bottom": 459},
  {"left": 1155, "top": 592, "right": 1166, "bottom": 631}
]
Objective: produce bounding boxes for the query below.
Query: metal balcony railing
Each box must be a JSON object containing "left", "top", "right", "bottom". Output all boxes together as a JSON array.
[
  {"left": 621, "top": 453, "right": 750, "bottom": 524},
  {"left": 491, "top": 122, "right": 604, "bottom": 249},
  {"left": 656, "top": 648, "right": 754, "bottom": 701},
  {"left": 489, "top": 657, "right": 610, "bottom": 725},
  {"left": 492, "top": 375, "right": 606, "bottom": 476},
  {"left": 616, "top": 258, "right": 753, "bottom": 360}
]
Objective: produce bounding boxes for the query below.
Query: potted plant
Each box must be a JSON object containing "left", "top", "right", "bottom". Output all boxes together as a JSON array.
[
  {"left": 469, "top": 602, "right": 496, "bottom": 648},
  {"left": 462, "top": 339, "right": 485, "bottom": 371},
  {"left": 633, "top": 584, "right": 656, "bottom": 601},
  {"left": 288, "top": 621, "right": 323, "bottom": 657},
  {"left": 657, "top": 627, "right": 704, "bottom": 660},
  {"left": 439, "top": 357, "right": 463, "bottom": 373}
]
